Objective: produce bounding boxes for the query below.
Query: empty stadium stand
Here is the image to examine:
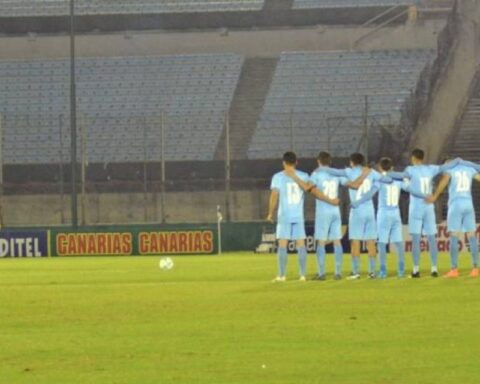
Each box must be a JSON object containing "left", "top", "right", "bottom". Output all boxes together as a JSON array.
[
  {"left": 0, "top": 54, "right": 244, "bottom": 164},
  {"left": 293, "top": 0, "right": 417, "bottom": 9},
  {"left": 247, "top": 49, "right": 435, "bottom": 160},
  {"left": 0, "top": 0, "right": 265, "bottom": 17}
]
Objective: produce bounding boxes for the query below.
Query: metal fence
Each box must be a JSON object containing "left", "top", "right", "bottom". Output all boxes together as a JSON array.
[{"left": 0, "top": 102, "right": 411, "bottom": 227}]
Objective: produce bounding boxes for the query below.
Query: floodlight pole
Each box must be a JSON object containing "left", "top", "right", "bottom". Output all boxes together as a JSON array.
[
  {"left": 160, "top": 112, "right": 166, "bottom": 223},
  {"left": 59, "top": 115, "right": 65, "bottom": 224},
  {"left": 217, "top": 205, "right": 223, "bottom": 255},
  {"left": 224, "top": 111, "right": 231, "bottom": 222},
  {"left": 364, "top": 95, "right": 369, "bottom": 163},
  {"left": 289, "top": 109, "right": 294, "bottom": 152},
  {"left": 69, "top": 0, "right": 78, "bottom": 227},
  {"left": 143, "top": 117, "right": 148, "bottom": 222},
  {"left": 0, "top": 114, "right": 3, "bottom": 228},
  {"left": 80, "top": 115, "right": 86, "bottom": 226}
]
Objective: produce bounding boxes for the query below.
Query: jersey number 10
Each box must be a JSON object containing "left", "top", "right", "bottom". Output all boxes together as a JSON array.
[{"left": 386, "top": 185, "right": 400, "bottom": 207}]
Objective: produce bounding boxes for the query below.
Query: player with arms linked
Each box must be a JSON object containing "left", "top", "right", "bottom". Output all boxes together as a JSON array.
[
  {"left": 388, "top": 149, "right": 460, "bottom": 278},
  {"left": 323, "top": 153, "right": 382, "bottom": 279},
  {"left": 308, "top": 152, "right": 369, "bottom": 280},
  {"left": 426, "top": 158, "right": 480, "bottom": 277},
  {"left": 351, "top": 157, "right": 428, "bottom": 278},
  {"left": 267, "top": 151, "right": 339, "bottom": 282}
]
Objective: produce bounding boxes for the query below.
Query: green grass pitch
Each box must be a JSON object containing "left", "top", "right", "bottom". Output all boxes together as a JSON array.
[{"left": 1, "top": 252, "right": 479, "bottom": 384}]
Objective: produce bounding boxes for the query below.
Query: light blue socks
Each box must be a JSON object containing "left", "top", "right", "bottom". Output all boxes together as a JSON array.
[
  {"left": 334, "top": 244, "right": 343, "bottom": 276},
  {"left": 316, "top": 245, "right": 326, "bottom": 276},
  {"left": 394, "top": 242, "right": 405, "bottom": 277},
  {"left": 277, "top": 247, "right": 287, "bottom": 277},
  {"left": 427, "top": 235, "right": 438, "bottom": 269},
  {"left": 450, "top": 236, "right": 459, "bottom": 269},
  {"left": 469, "top": 235, "right": 479, "bottom": 268},
  {"left": 298, "top": 247, "right": 307, "bottom": 277},
  {"left": 378, "top": 242, "right": 387, "bottom": 276}
]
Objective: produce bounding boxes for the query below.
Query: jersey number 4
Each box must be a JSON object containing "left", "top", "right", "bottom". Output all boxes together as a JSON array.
[{"left": 287, "top": 183, "right": 302, "bottom": 205}]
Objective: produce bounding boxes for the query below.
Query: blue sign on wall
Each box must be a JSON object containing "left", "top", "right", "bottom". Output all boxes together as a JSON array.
[{"left": 0, "top": 230, "right": 49, "bottom": 257}]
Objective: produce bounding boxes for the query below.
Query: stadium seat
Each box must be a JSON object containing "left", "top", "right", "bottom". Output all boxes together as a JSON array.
[
  {"left": 248, "top": 49, "right": 435, "bottom": 159},
  {"left": 0, "top": 54, "right": 243, "bottom": 164},
  {"left": 0, "top": 0, "right": 265, "bottom": 17}
]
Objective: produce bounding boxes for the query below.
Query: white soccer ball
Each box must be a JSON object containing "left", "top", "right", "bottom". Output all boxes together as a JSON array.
[{"left": 159, "top": 257, "right": 174, "bottom": 271}]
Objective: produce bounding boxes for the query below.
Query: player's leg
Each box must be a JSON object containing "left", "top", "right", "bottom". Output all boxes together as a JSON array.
[
  {"left": 333, "top": 240, "right": 343, "bottom": 279},
  {"left": 377, "top": 242, "right": 387, "bottom": 278},
  {"left": 424, "top": 207, "right": 439, "bottom": 277},
  {"left": 274, "top": 223, "right": 289, "bottom": 281},
  {"left": 315, "top": 240, "right": 326, "bottom": 279},
  {"left": 348, "top": 211, "right": 361, "bottom": 279},
  {"left": 365, "top": 212, "right": 377, "bottom": 278},
  {"left": 330, "top": 213, "right": 344, "bottom": 279},
  {"left": 409, "top": 210, "right": 422, "bottom": 277},
  {"left": 445, "top": 203, "right": 461, "bottom": 277},
  {"left": 445, "top": 231, "right": 461, "bottom": 278},
  {"left": 349, "top": 240, "right": 361, "bottom": 279},
  {"left": 314, "top": 214, "right": 329, "bottom": 279},
  {"left": 366, "top": 240, "right": 377, "bottom": 278},
  {"left": 394, "top": 241, "right": 405, "bottom": 278},
  {"left": 467, "top": 231, "right": 479, "bottom": 277},
  {"left": 462, "top": 203, "right": 478, "bottom": 276},
  {"left": 390, "top": 215, "right": 405, "bottom": 278},
  {"left": 293, "top": 223, "right": 307, "bottom": 280},
  {"left": 377, "top": 212, "right": 389, "bottom": 278}
]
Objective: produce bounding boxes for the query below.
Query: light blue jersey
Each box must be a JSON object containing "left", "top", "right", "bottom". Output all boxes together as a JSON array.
[
  {"left": 444, "top": 164, "right": 478, "bottom": 233},
  {"left": 310, "top": 168, "right": 343, "bottom": 241},
  {"left": 404, "top": 165, "right": 440, "bottom": 209},
  {"left": 404, "top": 164, "right": 440, "bottom": 236},
  {"left": 345, "top": 167, "right": 382, "bottom": 240},
  {"left": 310, "top": 168, "right": 342, "bottom": 215},
  {"left": 377, "top": 179, "right": 404, "bottom": 211},
  {"left": 345, "top": 167, "right": 383, "bottom": 210},
  {"left": 445, "top": 164, "right": 477, "bottom": 205},
  {"left": 271, "top": 170, "right": 310, "bottom": 241},
  {"left": 376, "top": 179, "right": 405, "bottom": 243}
]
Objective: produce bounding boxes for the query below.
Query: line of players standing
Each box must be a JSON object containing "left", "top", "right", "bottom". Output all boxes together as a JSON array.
[{"left": 267, "top": 149, "right": 480, "bottom": 281}]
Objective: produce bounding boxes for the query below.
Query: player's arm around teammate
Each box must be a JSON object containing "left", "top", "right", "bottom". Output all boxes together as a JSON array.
[
  {"left": 284, "top": 168, "right": 340, "bottom": 206},
  {"left": 426, "top": 159, "right": 479, "bottom": 277},
  {"left": 267, "top": 152, "right": 310, "bottom": 282}
]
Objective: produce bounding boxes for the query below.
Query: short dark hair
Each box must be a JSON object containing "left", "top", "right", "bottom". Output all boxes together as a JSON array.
[
  {"left": 411, "top": 148, "right": 425, "bottom": 160},
  {"left": 379, "top": 157, "right": 393, "bottom": 171},
  {"left": 442, "top": 156, "right": 452, "bottom": 164},
  {"left": 317, "top": 151, "right": 331, "bottom": 166},
  {"left": 283, "top": 151, "right": 297, "bottom": 165},
  {"left": 350, "top": 153, "right": 366, "bottom": 166}
]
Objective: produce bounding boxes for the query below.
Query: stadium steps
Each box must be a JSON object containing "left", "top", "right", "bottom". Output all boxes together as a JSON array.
[
  {"left": 215, "top": 57, "right": 278, "bottom": 160},
  {"left": 449, "top": 74, "right": 480, "bottom": 220}
]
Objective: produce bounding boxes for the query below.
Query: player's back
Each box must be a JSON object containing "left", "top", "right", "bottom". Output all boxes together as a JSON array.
[
  {"left": 377, "top": 179, "right": 402, "bottom": 212},
  {"left": 271, "top": 170, "right": 309, "bottom": 223},
  {"left": 346, "top": 167, "right": 379, "bottom": 211},
  {"left": 405, "top": 164, "right": 439, "bottom": 208},
  {"left": 445, "top": 164, "right": 477, "bottom": 204},
  {"left": 310, "top": 168, "right": 341, "bottom": 214}
]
